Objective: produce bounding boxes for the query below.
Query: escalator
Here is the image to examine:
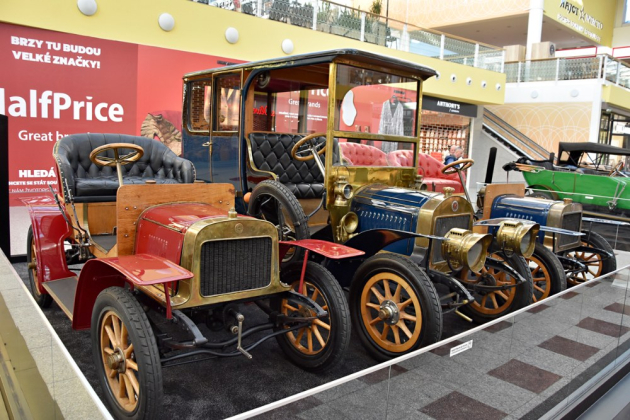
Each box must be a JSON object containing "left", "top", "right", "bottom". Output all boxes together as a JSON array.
[{"left": 482, "top": 108, "right": 549, "bottom": 161}]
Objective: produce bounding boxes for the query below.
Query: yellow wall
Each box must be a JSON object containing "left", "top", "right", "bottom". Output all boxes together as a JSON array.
[
  {"left": 0, "top": 0, "right": 505, "bottom": 105},
  {"left": 487, "top": 102, "right": 593, "bottom": 152},
  {"left": 352, "top": 0, "right": 530, "bottom": 29},
  {"left": 613, "top": 0, "right": 630, "bottom": 46},
  {"left": 544, "top": 0, "right": 615, "bottom": 46},
  {"left": 603, "top": 84, "right": 630, "bottom": 108}
]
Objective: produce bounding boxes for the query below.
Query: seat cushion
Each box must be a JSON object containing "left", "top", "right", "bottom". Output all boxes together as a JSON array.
[
  {"left": 75, "top": 176, "right": 182, "bottom": 198},
  {"left": 339, "top": 143, "right": 388, "bottom": 166}
]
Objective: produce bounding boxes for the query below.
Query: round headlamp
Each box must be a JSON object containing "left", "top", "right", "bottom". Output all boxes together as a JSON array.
[
  {"left": 442, "top": 228, "right": 492, "bottom": 274},
  {"left": 496, "top": 221, "right": 539, "bottom": 258},
  {"left": 334, "top": 176, "right": 353, "bottom": 206}
]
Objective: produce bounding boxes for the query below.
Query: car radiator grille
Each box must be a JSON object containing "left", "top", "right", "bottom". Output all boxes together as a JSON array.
[
  {"left": 559, "top": 213, "right": 582, "bottom": 249},
  {"left": 431, "top": 215, "right": 471, "bottom": 264},
  {"left": 200, "top": 237, "right": 272, "bottom": 296}
]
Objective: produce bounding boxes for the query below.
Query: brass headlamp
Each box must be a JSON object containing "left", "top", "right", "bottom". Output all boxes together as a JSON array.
[
  {"left": 496, "top": 220, "right": 539, "bottom": 258},
  {"left": 442, "top": 228, "right": 492, "bottom": 273},
  {"left": 334, "top": 176, "right": 353, "bottom": 207}
]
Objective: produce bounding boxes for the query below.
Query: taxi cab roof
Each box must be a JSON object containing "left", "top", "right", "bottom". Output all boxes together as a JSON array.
[{"left": 184, "top": 49, "right": 438, "bottom": 81}]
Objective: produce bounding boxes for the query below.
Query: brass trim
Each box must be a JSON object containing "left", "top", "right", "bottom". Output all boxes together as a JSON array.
[
  {"left": 243, "top": 135, "right": 278, "bottom": 181},
  {"left": 140, "top": 217, "right": 182, "bottom": 233},
  {"left": 545, "top": 202, "right": 583, "bottom": 252}
]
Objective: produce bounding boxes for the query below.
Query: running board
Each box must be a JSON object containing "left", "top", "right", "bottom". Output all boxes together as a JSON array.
[{"left": 42, "top": 277, "right": 78, "bottom": 321}]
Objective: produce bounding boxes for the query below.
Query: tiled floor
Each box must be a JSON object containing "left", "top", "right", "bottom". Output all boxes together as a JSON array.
[{"left": 259, "top": 258, "right": 630, "bottom": 420}]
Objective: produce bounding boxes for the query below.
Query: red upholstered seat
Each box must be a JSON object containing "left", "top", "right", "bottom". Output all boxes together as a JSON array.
[
  {"left": 388, "top": 150, "right": 465, "bottom": 193},
  {"left": 339, "top": 142, "right": 389, "bottom": 166}
]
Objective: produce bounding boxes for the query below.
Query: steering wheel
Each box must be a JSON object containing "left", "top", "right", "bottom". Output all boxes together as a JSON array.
[
  {"left": 609, "top": 160, "right": 624, "bottom": 177},
  {"left": 89, "top": 143, "right": 144, "bottom": 186},
  {"left": 442, "top": 158, "right": 475, "bottom": 175},
  {"left": 291, "top": 132, "right": 327, "bottom": 162}
]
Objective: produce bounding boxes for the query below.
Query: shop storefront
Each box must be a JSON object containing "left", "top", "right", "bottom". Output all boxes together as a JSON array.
[{"left": 420, "top": 95, "right": 477, "bottom": 161}]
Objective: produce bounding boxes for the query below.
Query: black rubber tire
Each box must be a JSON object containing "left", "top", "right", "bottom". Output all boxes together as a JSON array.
[
  {"left": 91, "top": 287, "right": 163, "bottom": 420},
  {"left": 460, "top": 253, "right": 534, "bottom": 324},
  {"left": 563, "top": 230, "right": 616, "bottom": 285},
  {"left": 26, "top": 226, "right": 53, "bottom": 308},
  {"left": 349, "top": 253, "right": 442, "bottom": 362},
  {"left": 529, "top": 242, "right": 566, "bottom": 302},
  {"left": 247, "top": 180, "right": 309, "bottom": 265},
  {"left": 272, "top": 262, "right": 350, "bottom": 373}
]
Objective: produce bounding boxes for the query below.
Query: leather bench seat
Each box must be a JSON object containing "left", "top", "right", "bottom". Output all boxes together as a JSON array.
[
  {"left": 338, "top": 142, "right": 389, "bottom": 166},
  {"left": 248, "top": 132, "right": 338, "bottom": 199},
  {"left": 54, "top": 133, "right": 196, "bottom": 203},
  {"left": 389, "top": 150, "right": 464, "bottom": 193}
]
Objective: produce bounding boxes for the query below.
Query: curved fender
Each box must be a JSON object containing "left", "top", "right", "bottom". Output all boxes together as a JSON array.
[
  {"left": 279, "top": 239, "right": 365, "bottom": 261},
  {"left": 21, "top": 196, "right": 73, "bottom": 293},
  {"left": 72, "top": 254, "right": 193, "bottom": 330}
]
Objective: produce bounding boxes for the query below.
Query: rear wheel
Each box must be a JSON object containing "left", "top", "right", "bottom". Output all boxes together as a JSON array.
[
  {"left": 562, "top": 231, "right": 616, "bottom": 285},
  {"left": 273, "top": 262, "right": 350, "bottom": 372},
  {"left": 529, "top": 243, "right": 566, "bottom": 302},
  {"left": 459, "top": 253, "right": 533, "bottom": 324},
  {"left": 349, "top": 254, "right": 442, "bottom": 361},
  {"left": 26, "top": 226, "right": 52, "bottom": 308},
  {"left": 92, "top": 287, "right": 163, "bottom": 420},
  {"left": 248, "top": 180, "right": 309, "bottom": 265}
]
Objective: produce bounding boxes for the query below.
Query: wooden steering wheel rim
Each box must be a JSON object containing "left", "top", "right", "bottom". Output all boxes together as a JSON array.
[
  {"left": 609, "top": 160, "right": 624, "bottom": 176},
  {"left": 89, "top": 143, "right": 144, "bottom": 167},
  {"left": 442, "top": 158, "right": 474, "bottom": 175},
  {"left": 291, "top": 132, "right": 327, "bottom": 162}
]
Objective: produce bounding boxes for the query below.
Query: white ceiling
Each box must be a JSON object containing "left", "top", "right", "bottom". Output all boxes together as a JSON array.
[{"left": 433, "top": 14, "right": 597, "bottom": 50}]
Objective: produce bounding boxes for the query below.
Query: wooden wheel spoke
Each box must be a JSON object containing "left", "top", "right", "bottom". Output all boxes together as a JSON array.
[
  {"left": 103, "top": 347, "right": 115, "bottom": 355},
  {"left": 391, "top": 325, "right": 401, "bottom": 345},
  {"left": 495, "top": 291, "right": 509, "bottom": 301},
  {"left": 124, "top": 343, "right": 134, "bottom": 359},
  {"left": 112, "top": 318, "right": 122, "bottom": 345},
  {"left": 531, "top": 266, "right": 540, "bottom": 276},
  {"left": 533, "top": 284, "right": 546, "bottom": 294},
  {"left": 400, "top": 312, "right": 417, "bottom": 322},
  {"left": 369, "top": 317, "right": 382, "bottom": 326},
  {"left": 126, "top": 359, "right": 138, "bottom": 371},
  {"left": 398, "top": 321, "right": 413, "bottom": 339},
  {"left": 125, "top": 370, "right": 140, "bottom": 396},
  {"left": 370, "top": 286, "right": 385, "bottom": 303},
  {"left": 108, "top": 368, "right": 117, "bottom": 379},
  {"left": 105, "top": 325, "right": 118, "bottom": 347},
  {"left": 121, "top": 323, "right": 128, "bottom": 349},
  {"left": 380, "top": 324, "right": 390, "bottom": 340},
  {"left": 366, "top": 302, "right": 381, "bottom": 310},
  {"left": 393, "top": 283, "right": 402, "bottom": 303},
  {"left": 383, "top": 280, "right": 392, "bottom": 300},
  {"left": 313, "top": 318, "right": 331, "bottom": 331},
  {"left": 490, "top": 293, "right": 499, "bottom": 309},
  {"left": 118, "top": 374, "right": 127, "bottom": 398},
  {"left": 311, "top": 288, "right": 320, "bottom": 302},
  {"left": 398, "top": 298, "right": 413, "bottom": 310},
  {"left": 480, "top": 295, "right": 488, "bottom": 309},
  {"left": 283, "top": 303, "right": 299, "bottom": 313},
  {"left": 294, "top": 328, "right": 305, "bottom": 345},
  {"left": 532, "top": 294, "right": 538, "bottom": 303},
  {"left": 321, "top": 305, "right": 328, "bottom": 311},
  {"left": 312, "top": 325, "right": 326, "bottom": 347},
  {"left": 307, "top": 328, "right": 313, "bottom": 352}
]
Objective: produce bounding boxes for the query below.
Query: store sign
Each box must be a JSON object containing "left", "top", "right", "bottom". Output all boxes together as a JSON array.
[
  {"left": 422, "top": 96, "right": 477, "bottom": 118},
  {"left": 0, "top": 23, "right": 230, "bottom": 205},
  {"left": 544, "top": 0, "right": 614, "bottom": 46}
]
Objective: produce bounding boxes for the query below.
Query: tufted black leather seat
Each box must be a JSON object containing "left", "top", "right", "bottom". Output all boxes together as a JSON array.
[
  {"left": 249, "top": 133, "right": 338, "bottom": 199},
  {"left": 54, "top": 133, "right": 196, "bottom": 203}
]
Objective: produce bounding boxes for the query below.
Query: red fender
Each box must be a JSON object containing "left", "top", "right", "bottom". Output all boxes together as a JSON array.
[
  {"left": 22, "top": 197, "right": 74, "bottom": 294},
  {"left": 72, "top": 254, "right": 193, "bottom": 330},
  {"left": 278, "top": 239, "right": 365, "bottom": 262}
]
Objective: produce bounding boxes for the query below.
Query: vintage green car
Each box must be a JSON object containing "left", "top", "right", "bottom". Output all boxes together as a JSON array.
[{"left": 510, "top": 142, "right": 630, "bottom": 217}]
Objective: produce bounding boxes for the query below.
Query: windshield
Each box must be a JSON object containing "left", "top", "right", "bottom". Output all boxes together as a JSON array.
[{"left": 333, "top": 64, "right": 419, "bottom": 168}]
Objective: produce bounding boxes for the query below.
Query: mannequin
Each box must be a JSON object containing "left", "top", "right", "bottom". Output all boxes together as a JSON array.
[{"left": 378, "top": 95, "right": 403, "bottom": 153}]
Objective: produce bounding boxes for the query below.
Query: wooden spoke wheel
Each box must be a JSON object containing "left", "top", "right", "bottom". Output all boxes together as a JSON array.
[
  {"left": 26, "top": 226, "right": 52, "bottom": 308},
  {"left": 562, "top": 231, "right": 616, "bottom": 286},
  {"left": 92, "top": 287, "right": 162, "bottom": 420},
  {"left": 359, "top": 272, "right": 422, "bottom": 353},
  {"left": 273, "top": 262, "right": 350, "bottom": 372},
  {"left": 529, "top": 243, "right": 566, "bottom": 302},
  {"left": 100, "top": 310, "right": 140, "bottom": 413},
  {"left": 350, "top": 254, "right": 442, "bottom": 362},
  {"left": 459, "top": 253, "right": 533, "bottom": 324}
]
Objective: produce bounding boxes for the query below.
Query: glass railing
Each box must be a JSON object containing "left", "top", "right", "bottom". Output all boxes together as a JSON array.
[
  {"left": 505, "top": 55, "right": 630, "bottom": 90},
  {"left": 230, "top": 261, "right": 630, "bottom": 419},
  {"left": 191, "top": 0, "right": 504, "bottom": 72}
]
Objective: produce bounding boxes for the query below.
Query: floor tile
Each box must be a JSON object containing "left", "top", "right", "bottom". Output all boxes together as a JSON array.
[
  {"left": 538, "top": 335, "right": 599, "bottom": 362},
  {"left": 577, "top": 317, "right": 630, "bottom": 337},
  {"left": 420, "top": 391, "right": 507, "bottom": 420},
  {"left": 488, "top": 359, "right": 562, "bottom": 394}
]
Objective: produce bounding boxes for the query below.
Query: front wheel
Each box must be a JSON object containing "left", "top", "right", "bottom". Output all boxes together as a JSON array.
[
  {"left": 349, "top": 253, "right": 442, "bottom": 362},
  {"left": 91, "top": 287, "right": 163, "bottom": 420},
  {"left": 529, "top": 242, "right": 566, "bottom": 302},
  {"left": 273, "top": 262, "right": 350, "bottom": 373},
  {"left": 562, "top": 230, "right": 616, "bottom": 285},
  {"left": 26, "top": 226, "right": 52, "bottom": 308},
  {"left": 459, "top": 253, "right": 533, "bottom": 324}
]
